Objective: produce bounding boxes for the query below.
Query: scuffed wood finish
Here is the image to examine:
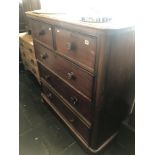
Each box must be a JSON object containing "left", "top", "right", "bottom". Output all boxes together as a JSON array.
[{"left": 26, "top": 11, "right": 135, "bottom": 154}]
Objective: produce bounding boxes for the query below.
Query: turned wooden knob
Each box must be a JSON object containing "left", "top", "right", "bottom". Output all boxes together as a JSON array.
[
  {"left": 41, "top": 53, "right": 48, "bottom": 59},
  {"left": 39, "top": 30, "right": 45, "bottom": 36},
  {"left": 44, "top": 75, "right": 50, "bottom": 80},
  {"left": 69, "top": 118, "right": 75, "bottom": 123},
  {"left": 47, "top": 93, "right": 52, "bottom": 99},
  {"left": 67, "top": 72, "right": 74, "bottom": 80},
  {"left": 70, "top": 96, "right": 78, "bottom": 105}
]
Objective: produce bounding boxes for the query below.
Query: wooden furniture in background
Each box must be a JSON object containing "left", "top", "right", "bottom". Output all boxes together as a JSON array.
[
  {"left": 19, "top": 0, "right": 41, "bottom": 33},
  {"left": 26, "top": 11, "right": 135, "bottom": 153},
  {"left": 19, "top": 32, "right": 40, "bottom": 83}
]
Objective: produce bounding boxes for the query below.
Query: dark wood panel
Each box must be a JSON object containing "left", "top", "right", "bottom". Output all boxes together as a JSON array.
[
  {"left": 54, "top": 27, "right": 96, "bottom": 72},
  {"left": 38, "top": 62, "right": 93, "bottom": 122},
  {"left": 91, "top": 29, "right": 135, "bottom": 148},
  {"left": 41, "top": 83, "right": 90, "bottom": 142},
  {"left": 35, "top": 41, "right": 94, "bottom": 98}
]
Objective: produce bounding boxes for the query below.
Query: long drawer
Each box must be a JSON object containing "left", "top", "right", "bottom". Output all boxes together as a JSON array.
[
  {"left": 39, "top": 62, "right": 93, "bottom": 122},
  {"left": 41, "top": 83, "right": 90, "bottom": 143},
  {"left": 35, "top": 41, "right": 94, "bottom": 98},
  {"left": 54, "top": 27, "right": 96, "bottom": 72}
]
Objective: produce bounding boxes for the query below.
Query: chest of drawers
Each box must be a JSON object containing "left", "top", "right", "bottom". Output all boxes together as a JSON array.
[
  {"left": 26, "top": 12, "right": 135, "bottom": 153},
  {"left": 19, "top": 32, "right": 40, "bottom": 82}
]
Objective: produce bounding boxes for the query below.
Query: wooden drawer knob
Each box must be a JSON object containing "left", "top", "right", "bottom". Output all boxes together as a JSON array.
[
  {"left": 70, "top": 96, "right": 78, "bottom": 105},
  {"left": 47, "top": 93, "right": 52, "bottom": 99},
  {"left": 67, "top": 72, "right": 74, "bottom": 80},
  {"left": 41, "top": 53, "right": 48, "bottom": 59},
  {"left": 66, "top": 42, "right": 72, "bottom": 50},
  {"left": 44, "top": 75, "right": 50, "bottom": 80},
  {"left": 39, "top": 30, "right": 45, "bottom": 36},
  {"left": 69, "top": 118, "right": 76, "bottom": 123},
  {"left": 66, "top": 42, "right": 76, "bottom": 51}
]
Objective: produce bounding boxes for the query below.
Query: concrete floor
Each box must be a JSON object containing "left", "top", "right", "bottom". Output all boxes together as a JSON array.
[{"left": 19, "top": 70, "right": 135, "bottom": 155}]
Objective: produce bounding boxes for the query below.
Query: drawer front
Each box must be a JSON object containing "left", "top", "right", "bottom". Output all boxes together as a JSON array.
[
  {"left": 55, "top": 27, "right": 96, "bottom": 71},
  {"left": 35, "top": 42, "right": 93, "bottom": 98},
  {"left": 39, "top": 62, "right": 93, "bottom": 122},
  {"left": 42, "top": 83, "right": 90, "bottom": 142},
  {"left": 31, "top": 20, "right": 53, "bottom": 49}
]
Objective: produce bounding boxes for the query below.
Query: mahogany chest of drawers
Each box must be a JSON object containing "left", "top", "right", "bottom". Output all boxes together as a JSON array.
[
  {"left": 26, "top": 11, "right": 135, "bottom": 153},
  {"left": 19, "top": 32, "right": 40, "bottom": 82}
]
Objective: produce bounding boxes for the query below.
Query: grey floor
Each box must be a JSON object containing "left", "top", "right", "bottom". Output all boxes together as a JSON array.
[{"left": 19, "top": 70, "right": 135, "bottom": 155}]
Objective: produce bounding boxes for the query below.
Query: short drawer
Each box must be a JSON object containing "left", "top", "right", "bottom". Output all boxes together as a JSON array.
[
  {"left": 31, "top": 20, "right": 53, "bottom": 49},
  {"left": 35, "top": 42, "right": 93, "bottom": 98},
  {"left": 39, "top": 62, "right": 93, "bottom": 122},
  {"left": 41, "top": 83, "right": 90, "bottom": 143},
  {"left": 54, "top": 27, "right": 96, "bottom": 72}
]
